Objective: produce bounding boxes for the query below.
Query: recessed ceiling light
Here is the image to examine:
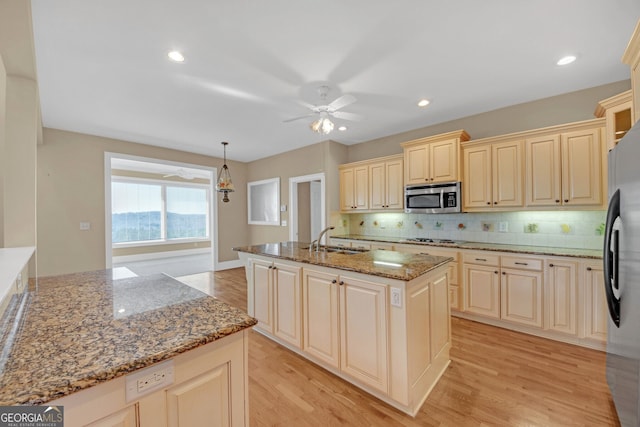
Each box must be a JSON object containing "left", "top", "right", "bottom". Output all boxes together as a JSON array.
[
  {"left": 168, "top": 51, "right": 185, "bottom": 63},
  {"left": 556, "top": 55, "right": 576, "bottom": 66},
  {"left": 338, "top": 126, "right": 347, "bottom": 131},
  {"left": 418, "top": 99, "right": 430, "bottom": 107}
]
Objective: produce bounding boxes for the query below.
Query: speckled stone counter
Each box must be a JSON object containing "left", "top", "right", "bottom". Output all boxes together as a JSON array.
[
  {"left": 331, "top": 234, "right": 603, "bottom": 259},
  {"left": 233, "top": 241, "right": 451, "bottom": 281},
  {"left": 0, "top": 270, "right": 257, "bottom": 405}
]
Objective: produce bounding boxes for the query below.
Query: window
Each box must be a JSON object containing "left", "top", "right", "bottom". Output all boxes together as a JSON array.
[{"left": 112, "top": 179, "right": 209, "bottom": 245}]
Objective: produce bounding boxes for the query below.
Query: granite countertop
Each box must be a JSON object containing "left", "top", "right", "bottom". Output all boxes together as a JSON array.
[
  {"left": 331, "top": 234, "right": 603, "bottom": 259},
  {"left": 0, "top": 270, "right": 257, "bottom": 405},
  {"left": 233, "top": 241, "right": 452, "bottom": 281}
]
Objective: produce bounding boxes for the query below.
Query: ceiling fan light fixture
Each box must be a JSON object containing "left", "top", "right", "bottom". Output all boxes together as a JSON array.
[
  {"left": 310, "top": 117, "right": 335, "bottom": 134},
  {"left": 338, "top": 125, "right": 347, "bottom": 131},
  {"left": 167, "top": 50, "right": 185, "bottom": 62},
  {"left": 418, "top": 99, "right": 430, "bottom": 107},
  {"left": 215, "top": 141, "right": 235, "bottom": 202}
]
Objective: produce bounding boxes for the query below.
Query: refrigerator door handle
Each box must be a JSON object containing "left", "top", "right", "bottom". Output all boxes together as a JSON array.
[{"left": 604, "top": 189, "right": 621, "bottom": 327}]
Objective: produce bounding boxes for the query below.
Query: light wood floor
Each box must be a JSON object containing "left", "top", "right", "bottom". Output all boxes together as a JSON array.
[{"left": 178, "top": 268, "right": 620, "bottom": 426}]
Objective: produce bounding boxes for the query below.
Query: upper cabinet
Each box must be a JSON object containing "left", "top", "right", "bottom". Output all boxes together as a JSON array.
[
  {"left": 594, "top": 90, "right": 633, "bottom": 151},
  {"left": 339, "top": 154, "right": 403, "bottom": 213},
  {"left": 526, "top": 122, "right": 604, "bottom": 208},
  {"left": 623, "top": 20, "right": 640, "bottom": 126},
  {"left": 462, "top": 139, "right": 524, "bottom": 210},
  {"left": 401, "top": 130, "right": 470, "bottom": 185},
  {"left": 340, "top": 164, "right": 369, "bottom": 211}
]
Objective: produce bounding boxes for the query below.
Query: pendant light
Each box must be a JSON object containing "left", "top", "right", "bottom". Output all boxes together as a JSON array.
[{"left": 216, "top": 141, "right": 235, "bottom": 202}]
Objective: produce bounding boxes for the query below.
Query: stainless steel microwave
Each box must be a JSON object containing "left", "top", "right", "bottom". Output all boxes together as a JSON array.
[{"left": 404, "top": 182, "right": 461, "bottom": 214}]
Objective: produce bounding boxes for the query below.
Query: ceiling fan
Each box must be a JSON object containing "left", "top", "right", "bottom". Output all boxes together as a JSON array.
[
  {"left": 163, "top": 168, "right": 195, "bottom": 180},
  {"left": 284, "top": 85, "right": 362, "bottom": 134}
]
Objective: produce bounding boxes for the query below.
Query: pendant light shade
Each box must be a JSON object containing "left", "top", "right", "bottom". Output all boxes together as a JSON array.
[{"left": 216, "top": 141, "right": 235, "bottom": 202}]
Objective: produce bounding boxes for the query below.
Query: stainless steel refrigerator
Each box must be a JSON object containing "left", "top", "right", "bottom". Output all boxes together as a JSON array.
[{"left": 604, "top": 119, "right": 640, "bottom": 426}]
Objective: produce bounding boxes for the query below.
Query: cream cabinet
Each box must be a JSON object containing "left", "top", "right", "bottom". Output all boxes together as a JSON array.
[
  {"left": 500, "top": 256, "right": 543, "bottom": 328},
  {"left": 249, "top": 258, "right": 302, "bottom": 348},
  {"left": 401, "top": 130, "right": 470, "bottom": 185},
  {"left": 525, "top": 124, "right": 604, "bottom": 208},
  {"left": 545, "top": 259, "right": 578, "bottom": 336},
  {"left": 302, "top": 268, "right": 388, "bottom": 392},
  {"left": 582, "top": 261, "right": 607, "bottom": 343},
  {"left": 340, "top": 164, "right": 369, "bottom": 211},
  {"left": 462, "top": 139, "right": 524, "bottom": 210},
  {"left": 623, "top": 20, "right": 640, "bottom": 125},
  {"left": 52, "top": 331, "right": 250, "bottom": 427},
  {"left": 462, "top": 253, "right": 501, "bottom": 319},
  {"left": 595, "top": 90, "right": 633, "bottom": 151},
  {"left": 369, "top": 156, "right": 404, "bottom": 210}
]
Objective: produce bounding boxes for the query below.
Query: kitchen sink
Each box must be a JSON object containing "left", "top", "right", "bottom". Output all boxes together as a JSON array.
[{"left": 321, "top": 246, "right": 367, "bottom": 255}]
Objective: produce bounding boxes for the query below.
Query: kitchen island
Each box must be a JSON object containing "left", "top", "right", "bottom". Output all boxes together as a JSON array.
[
  {"left": 0, "top": 269, "right": 256, "bottom": 426},
  {"left": 234, "top": 242, "right": 452, "bottom": 416}
]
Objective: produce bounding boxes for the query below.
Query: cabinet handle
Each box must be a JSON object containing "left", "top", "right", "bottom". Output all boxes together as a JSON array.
[
  {"left": 339, "top": 281, "right": 344, "bottom": 286},
  {"left": 555, "top": 200, "right": 560, "bottom": 203},
  {"left": 268, "top": 265, "right": 273, "bottom": 269},
  {"left": 564, "top": 199, "right": 569, "bottom": 203},
  {"left": 494, "top": 201, "right": 498, "bottom": 204},
  {"left": 331, "top": 279, "right": 337, "bottom": 284},
  {"left": 587, "top": 267, "right": 592, "bottom": 271},
  {"left": 486, "top": 202, "right": 491, "bottom": 205},
  {"left": 549, "top": 263, "right": 555, "bottom": 267},
  {"left": 475, "top": 258, "right": 487, "bottom": 262},
  {"left": 272, "top": 266, "right": 277, "bottom": 270},
  {"left": 515, "top": 262, "right": 528, "bottom": 266},
  {"left": 502, "top": 271, "right": 506, "bottom": 275},
  {"left": 494, "top": 271, "right": 499, "bottom": 274}
]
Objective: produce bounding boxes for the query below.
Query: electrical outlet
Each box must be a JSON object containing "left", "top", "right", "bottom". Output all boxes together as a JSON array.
[
  {"left": 498, "top": 221, "right": 509, "bottom": 232},
  {"left": 126, "top": 360, "right": 174, "bottom": 402},
  {"left": 390, "top": 288, "right": 402, "bottom": 308},
  {"left": 79, "top": 221, "right": 90, "bottom": 230}
]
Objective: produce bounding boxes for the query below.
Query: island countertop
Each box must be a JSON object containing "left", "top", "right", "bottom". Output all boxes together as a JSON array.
[
  {"left": 233, "top": 241, "right": 452, "bottom": 281},
  {"left": 0, "top": 270, "right": 257, "bottom": 406}
]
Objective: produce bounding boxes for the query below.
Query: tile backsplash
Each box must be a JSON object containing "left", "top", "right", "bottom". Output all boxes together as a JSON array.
[{"left": 332, "top": 210, "right": 606, "bottom": 250}]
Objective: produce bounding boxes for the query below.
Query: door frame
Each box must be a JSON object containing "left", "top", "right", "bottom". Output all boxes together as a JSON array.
[{"left": 289, "top": 173, "right": 326, "bottom": 242}]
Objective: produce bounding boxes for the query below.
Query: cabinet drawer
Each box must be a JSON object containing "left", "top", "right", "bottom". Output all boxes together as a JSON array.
[
  {"left": 351, "top": 242, "right": 372, "bottom": 250},
  {"left": 501, "top": 256, "right": 542, "bottom": 271},
  {"left": 462, "top": 252, "right": 500, "bottom": 266}
]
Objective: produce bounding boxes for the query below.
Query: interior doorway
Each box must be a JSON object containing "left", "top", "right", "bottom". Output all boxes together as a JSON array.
[
  {"left": 289, "top": 173, "right": 326, "bottom": 244},
  {"left": 104, "top": 152, "right": 217, "bottom": 277}
]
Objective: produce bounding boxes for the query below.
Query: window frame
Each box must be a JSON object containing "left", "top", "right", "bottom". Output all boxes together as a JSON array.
[{"left": 111, "top": 176, "right": 211, "bottom": 248}]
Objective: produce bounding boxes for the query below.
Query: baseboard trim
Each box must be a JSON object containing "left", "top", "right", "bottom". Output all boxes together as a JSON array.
[{"left": 215, "top": 259, "right": 244, "bottom": 271}]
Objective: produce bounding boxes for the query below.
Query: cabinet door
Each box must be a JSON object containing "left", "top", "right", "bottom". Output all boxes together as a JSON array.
[
  {"left": 463, "top": 263, "right": 500, "bottom": 318},
  {"left": 86, "top": 406, "right": 138, "bottom": 427},
  {"left": 302, "top": 269, "right": 340, "bottom": 368},
  {"left": 166, "top": 365, "right": 231, "bottom": 427},
  {"left": 561, "top": 128, "right": 603, "bottom": 206},
  {"left": 546, "top": 260, "right": 577, "bottom": 335},
  {"left": 250, "top": 259, "right": 273, "bottom": 333},
  {"left": 404, "top": 144, "right": 429, "bottom": 185},
  {"left": 492, "top": 140, "right": 523, "bottom": 208},
  {"left": 430, "top": 272, "right": 450, "bottom": 359},
  {"left": 273, "top": 263, "right": 302, "bottom": 348},
  {"left": 353, "top": 165, "right": 369, "bottom": 210},
  {"left": 369, "top": 161, "right": 386, "bottom": 209},
  {"left": 340, "top": 275, "right": 388, "bottom": 393},
  {"left": 430, "top": 138, "right": 458, "bottom": 183},
  {"left": 385, "top": 158, "right": 404, "bottom": 209},
  {"left": 525, "top": 134, "right": 562, "bottom": 207},
  {"left": 584, "top": 263, "right": 607, "bottom": 342},
  {"left": 339, "top": 167, "right": 355, "bottom": 211},
  {"left": 463, "top": 145, "right": 492, "bottom": 209},
  {"left": 500, "top": 268, "right": 543, "bottom": 328},
  {"left": 449, "top": 285, "right": 460, "bottom": 311}
]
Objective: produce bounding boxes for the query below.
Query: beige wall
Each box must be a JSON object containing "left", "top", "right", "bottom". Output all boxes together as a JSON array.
[
  {"left": 37, "top": 128, "right": 248, "bottom": 276},
  {"left": 4, "top": 76, "right": 37, "bottom": 249},
  {"left": 0, "top": 55, "right": 5, "bottom": 246},
  {"left": 245, "top": 140, "right": 349, "bottom": 244},
  {"left": 347, "top": 80, "right": 631, "bottom": 162}
]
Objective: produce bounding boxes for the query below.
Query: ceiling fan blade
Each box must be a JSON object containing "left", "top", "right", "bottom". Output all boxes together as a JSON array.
[
  {"left": 283, "top": 113, "right": 314, "bottom": 123},
  {"left": 296, "top": 100, "right": 317, "bottom": 110},
  {"left": 328, "top": 94, "right": 356, "bottom": 111},
  {"left": 332, "top": 111, "right": 363, "bottom": 121}
]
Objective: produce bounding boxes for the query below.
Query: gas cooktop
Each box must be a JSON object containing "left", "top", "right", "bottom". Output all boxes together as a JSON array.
[{"left": 404, "top": 238, "right": 465, "bottom": 245}]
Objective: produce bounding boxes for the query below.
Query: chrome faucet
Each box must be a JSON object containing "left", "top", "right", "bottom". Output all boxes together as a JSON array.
[{"left": 315, "top": 226, "right": 335, "bottom": 252}]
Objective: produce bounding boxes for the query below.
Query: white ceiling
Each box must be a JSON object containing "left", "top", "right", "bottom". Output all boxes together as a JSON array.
[{"left": 28, "top": 0, "right": 640, "bottom": 163}]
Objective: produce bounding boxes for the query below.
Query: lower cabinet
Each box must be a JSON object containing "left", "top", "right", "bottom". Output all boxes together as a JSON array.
[
  {"left": 462, "top": 253, "right": 501, "bottom": 318},
  {"left": 500, "top": 256, "right": 543, "bottom": 328},
  {"left": 249, "top": 258, "right": 302, "bottom": 348},
  {"left": 303, "top": 268, "right": 388, "bottom": 392},
  {"left": 51, "top": 331, "right": 249, "bottom": 427},
  {"left": 583, "top": 261, "right": 607, "bottom": 341},
  {"left": 546, "top": 259, "right": 578, "bottom": 335}
]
